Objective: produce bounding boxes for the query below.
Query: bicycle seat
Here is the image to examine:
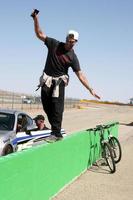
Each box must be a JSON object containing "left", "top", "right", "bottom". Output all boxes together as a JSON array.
[{"left": 96, "top": 125, "right": 103, "bottom": 129}]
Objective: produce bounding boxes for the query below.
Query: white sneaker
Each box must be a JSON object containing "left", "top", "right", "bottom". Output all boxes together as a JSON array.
[
  {"left": 45, "top": 135, "right": 63, "bottom": 143},
  {"left": 45, "top": 135, "right": 58, "bottom": 143}
]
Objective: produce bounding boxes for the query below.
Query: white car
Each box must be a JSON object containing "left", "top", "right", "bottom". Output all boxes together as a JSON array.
[
  {"left": 22, "top": 98, "right": 32, "bottom": 104},
  {"left": 0, "top": 109, "right": 65, "bottom": 156}
]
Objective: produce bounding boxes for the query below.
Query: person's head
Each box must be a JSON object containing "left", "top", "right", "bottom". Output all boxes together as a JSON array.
[
  {"left": 65, "top": 30, "right": 79, "bottom": 50},
  {"left": 34, "top": 115, "right": 45, "bottom": 129}
]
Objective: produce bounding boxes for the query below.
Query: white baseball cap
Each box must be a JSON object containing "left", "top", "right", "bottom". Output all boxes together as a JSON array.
[{"left": 67, "top": 30, "right": 79, "bottom": 41}]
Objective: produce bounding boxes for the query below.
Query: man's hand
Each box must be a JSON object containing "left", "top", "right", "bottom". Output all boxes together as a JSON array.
[
  {"left": 75, "top": 71, "right": 101, "bottom": 99},
  {"left": 31, "top": 9, "right": 39, "bottom": 18},
  {"left": 90, "top": 89, "right": 101, "bottom": 99}
]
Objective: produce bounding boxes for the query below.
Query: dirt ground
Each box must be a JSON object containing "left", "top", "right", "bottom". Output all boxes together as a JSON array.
[{"left": 46, "top": 103, "right": 133, "bottom": 200}]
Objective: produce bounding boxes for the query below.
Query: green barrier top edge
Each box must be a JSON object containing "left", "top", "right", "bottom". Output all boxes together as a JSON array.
[{"left": 86, "top": 121, "right": 119, "bottom": 132}]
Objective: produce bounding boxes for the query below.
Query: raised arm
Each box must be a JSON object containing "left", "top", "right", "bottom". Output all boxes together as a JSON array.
[
  {"left": 75, "top": 70, "right": 100, "bottom": 99},
  {"left": 31, "top": 10, "right": 47, "bottom": 42}
]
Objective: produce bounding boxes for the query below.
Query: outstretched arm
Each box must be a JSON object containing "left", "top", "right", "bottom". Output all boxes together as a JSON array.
[
  {"left": 75, "top": 70, "right": 100, "bottom": 99},
  {"left": 31, "top": 10, "right": 46, "bottom": 42}
]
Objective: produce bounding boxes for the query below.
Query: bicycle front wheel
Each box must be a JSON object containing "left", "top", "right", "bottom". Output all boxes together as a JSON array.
[
  {"left": 103, "top": 142, "right": 116, "bottom": 173},
  {"left": 109, "top": 137, "right": 122, "bottom": 163}
]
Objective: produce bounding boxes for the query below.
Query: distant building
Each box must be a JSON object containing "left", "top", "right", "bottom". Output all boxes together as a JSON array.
[{"left": 130, "top": 98, "right": 133, "bottom": 104}]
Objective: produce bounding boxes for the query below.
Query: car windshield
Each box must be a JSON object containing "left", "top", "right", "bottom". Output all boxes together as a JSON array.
[{"left": 0, "top": 112, "right": 15, "bottom": 131}]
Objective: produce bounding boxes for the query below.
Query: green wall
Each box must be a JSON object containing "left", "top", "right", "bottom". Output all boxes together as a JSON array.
[{"left": 0, "top": 122, "right": 119, "bottom": 200}]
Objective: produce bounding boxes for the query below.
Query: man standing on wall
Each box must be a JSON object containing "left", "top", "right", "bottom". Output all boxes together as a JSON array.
[{"left": 31, "top": 9, "right": 100, "bottom": 140}]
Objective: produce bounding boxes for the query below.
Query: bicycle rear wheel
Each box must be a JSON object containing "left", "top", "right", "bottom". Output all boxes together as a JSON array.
[
  {"left": 109, "top": 137, "right": 122, "bottom": 163},
  {"left": 103, "top": 142, "right": 116, "bottom": 173}
]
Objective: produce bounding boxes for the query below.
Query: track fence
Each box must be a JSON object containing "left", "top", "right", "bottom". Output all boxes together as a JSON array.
[{"left": 0, "top": 91, "right": 80, "bottom": 111}]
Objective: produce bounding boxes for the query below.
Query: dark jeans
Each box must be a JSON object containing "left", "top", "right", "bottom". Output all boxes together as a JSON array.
[{"left": 41, "top": 81, "right": 65, "bottom": 137}]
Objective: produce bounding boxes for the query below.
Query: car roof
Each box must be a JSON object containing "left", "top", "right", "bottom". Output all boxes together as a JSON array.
[{"left": 0, "top": 109, "right": 26, "bottom": 115}]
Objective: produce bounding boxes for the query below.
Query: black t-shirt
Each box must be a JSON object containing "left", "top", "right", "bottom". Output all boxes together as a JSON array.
[{"left": 43, "top": 37, "right": 81, "bottom": 77}]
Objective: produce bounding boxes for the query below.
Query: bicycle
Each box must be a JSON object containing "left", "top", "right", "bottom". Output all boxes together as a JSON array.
[
  {"left": 95, "top": 125, "right": 116, "bottom": 173},
  {"left": 104, "top": 124, "right": 122, "bottom": 163}
]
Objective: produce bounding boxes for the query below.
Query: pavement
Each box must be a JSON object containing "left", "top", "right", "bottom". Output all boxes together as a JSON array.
[{"left": 49, "top": 103, "right": 133, "bottom": 200}]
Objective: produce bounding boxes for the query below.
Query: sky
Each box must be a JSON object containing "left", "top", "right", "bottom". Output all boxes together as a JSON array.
[{"left": 0, "top": 0, "right": 133, "bottom": 103}]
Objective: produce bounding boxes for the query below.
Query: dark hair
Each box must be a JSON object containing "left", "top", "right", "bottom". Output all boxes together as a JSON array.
[{"left": 34, "top": 115, "right": 45, "bottom": 121}]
